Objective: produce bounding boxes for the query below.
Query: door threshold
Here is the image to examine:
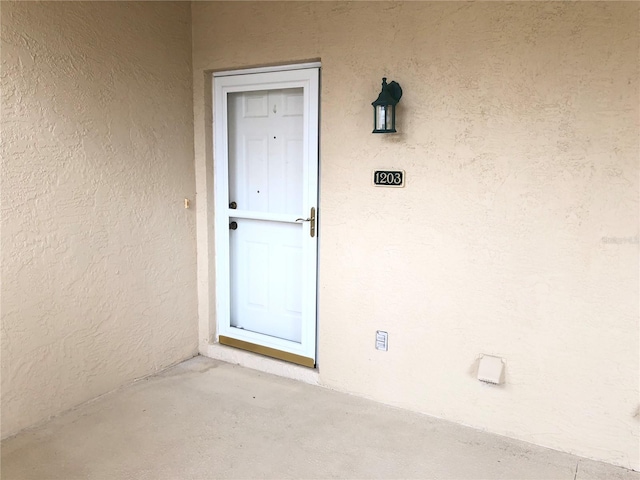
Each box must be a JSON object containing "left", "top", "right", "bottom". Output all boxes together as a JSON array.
[
  {"left": 219, "top": 336, "right": 315, "bottom": 368},
  {"left": 203, "top": 342, "right": 319, "bottom": 385}
]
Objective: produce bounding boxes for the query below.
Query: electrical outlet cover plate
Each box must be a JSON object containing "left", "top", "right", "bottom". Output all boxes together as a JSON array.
[{"left": 375, "top": 331, "right": 388, "bottom": 351}]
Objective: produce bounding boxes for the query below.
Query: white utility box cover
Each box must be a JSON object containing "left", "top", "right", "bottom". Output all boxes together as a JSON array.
[{"left": 478, "top": 355, "right": 505, "bottom": 385}]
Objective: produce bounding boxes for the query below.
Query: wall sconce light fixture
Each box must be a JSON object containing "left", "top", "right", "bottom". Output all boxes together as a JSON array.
[{"left": 372, "top": 77, "right": 402, "bottom": 133}]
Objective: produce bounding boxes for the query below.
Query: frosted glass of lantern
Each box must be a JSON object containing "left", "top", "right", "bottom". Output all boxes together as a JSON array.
[
  {"left": 374, "top": 104, "right": 396, "bottom": 133},
  {"left": 377, "top": 105, "right": 386, "bottom": 130}
]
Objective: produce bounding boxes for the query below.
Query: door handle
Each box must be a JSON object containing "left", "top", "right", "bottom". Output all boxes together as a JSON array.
[{"left": 295, "top": 207, "right": 316, "bottom": 238}]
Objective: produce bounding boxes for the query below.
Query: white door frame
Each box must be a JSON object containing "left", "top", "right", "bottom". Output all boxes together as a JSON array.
[{"left": 212, "top": 64, "right": 319, "bottom": 366}]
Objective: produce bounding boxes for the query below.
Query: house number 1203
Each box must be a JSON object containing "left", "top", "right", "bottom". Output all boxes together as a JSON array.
[{"left": 373, "top": 170, "right": 405, "bottom": 187}]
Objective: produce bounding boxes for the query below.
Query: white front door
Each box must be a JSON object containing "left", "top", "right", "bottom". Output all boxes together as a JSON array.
[{"left": 213, "top": 66, "right": 319, "bottom": 367}]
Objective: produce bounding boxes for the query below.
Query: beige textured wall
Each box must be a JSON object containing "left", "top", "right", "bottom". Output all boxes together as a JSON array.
[
  {"left": 1, "top": 2, "right": 197, "bottom": 438},
  {"left": 193, "top": 2, "right": 639, "bottom": 470}
]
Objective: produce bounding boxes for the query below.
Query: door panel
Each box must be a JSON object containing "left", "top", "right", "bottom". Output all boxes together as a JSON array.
[
  {"left": 228, "top": 88, "right": 305, "bottom": 344},
  {"left": 230, "top": 219, "right": 303, "bottom": 342},
  {"left": 228, "top": 89, "right": 303, "bottom": 216}
]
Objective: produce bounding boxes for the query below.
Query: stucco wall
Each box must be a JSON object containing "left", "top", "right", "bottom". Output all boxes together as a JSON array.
[
  {"left": 1, "top": 2, "right": 197, "bottom": 438},
  {"left": 193, "top": 2, "right": 639, "bottom": 470}
]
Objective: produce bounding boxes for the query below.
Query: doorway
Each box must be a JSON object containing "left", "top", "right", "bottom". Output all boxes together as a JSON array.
[{"left": 213, "top": 65, "right": 319, "bottom": 367}]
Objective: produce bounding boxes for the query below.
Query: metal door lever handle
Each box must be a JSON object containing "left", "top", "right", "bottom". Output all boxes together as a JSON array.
[{"left": 295, "top": 208, "right": 316, "bottom": 237}]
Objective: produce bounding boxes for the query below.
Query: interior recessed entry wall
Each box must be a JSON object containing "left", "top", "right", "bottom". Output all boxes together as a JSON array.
[
  {"left": 192, "top": 2, "right": 639, "bottom": 470},
  {"left": 1, "top": 1, "right": 197, "bottom": 438}
]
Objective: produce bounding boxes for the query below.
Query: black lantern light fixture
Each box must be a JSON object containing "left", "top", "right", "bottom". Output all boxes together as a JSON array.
[{"left": 372, "top": 77, "right": 402, "bottom": 134}]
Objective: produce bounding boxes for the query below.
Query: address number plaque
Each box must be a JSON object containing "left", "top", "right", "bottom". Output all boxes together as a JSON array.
[{"left": 373, "top": 170, "right": 405, "bottom": 188}]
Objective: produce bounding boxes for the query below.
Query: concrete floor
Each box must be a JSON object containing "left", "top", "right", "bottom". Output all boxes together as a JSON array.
[{"left": 2, "top": 356, "right": 639, "bottom": 480}]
